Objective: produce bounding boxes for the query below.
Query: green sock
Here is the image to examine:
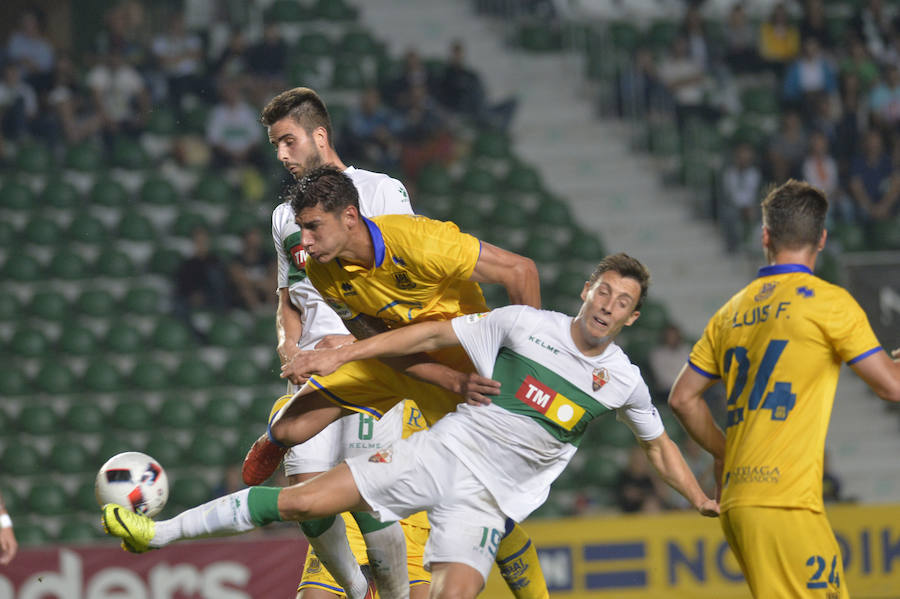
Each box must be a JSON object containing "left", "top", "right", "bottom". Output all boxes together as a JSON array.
[
  {"left": 301, "top": 515, "right": 337, "bottom": 537},
  {"left": 351, "top": 511, "right": 394, "bottom": 533},
  {"left": 247, "top": 487, "right": 282, "bottom": 526}
]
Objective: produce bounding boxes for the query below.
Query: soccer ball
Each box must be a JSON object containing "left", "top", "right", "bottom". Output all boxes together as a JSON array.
[{"left": 95, "top": 452, "right": 169, "bottom": 517}]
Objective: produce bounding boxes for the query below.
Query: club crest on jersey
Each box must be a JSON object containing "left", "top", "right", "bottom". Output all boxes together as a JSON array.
[
  {"left": 392, "top": 272, "right": 416, "bottom": 289},
  {"left": 369, "top": 448, "right": 393, "bottom": 463},
  {"left": 754, "top": 282, "right": 777, "bottom": 302},
  {"left": 592, "top": 367, "right": 609, "bottom": 391}
]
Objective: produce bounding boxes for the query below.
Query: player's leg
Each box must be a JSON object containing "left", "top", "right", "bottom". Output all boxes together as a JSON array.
[
  {"left": 351, "top": 511, "right": 410, "bottom": 599},
  {"left": 429, "top": 563, "right": 484, "bottom": 599},
  {"left": 495, "top": 519, "right": 550, "bottom": 599},
  {"left": 295, "top": 514, "right": 376, "bottom": 599}
]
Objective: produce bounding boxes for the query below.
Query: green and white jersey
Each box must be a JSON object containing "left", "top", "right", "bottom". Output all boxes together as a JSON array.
[
  {"left": 271, "top": 166, "right": 413, "bottom": 351},
  {"left": 439, "top": 305, "right": 663, "bottom": 521}
]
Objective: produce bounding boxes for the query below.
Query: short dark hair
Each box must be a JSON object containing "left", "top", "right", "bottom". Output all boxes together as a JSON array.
[
  {"left": 760, "top": 179, "right": 828, "bottom": 253},
  {"left": 260, "top": 87, "right": 333, "bottom": 146},
  {"left": 588, "top": 253, "right": 651, "bottom": 310},
  {"left": 290, "top": 165, "right": 360, "bottom": 216}
]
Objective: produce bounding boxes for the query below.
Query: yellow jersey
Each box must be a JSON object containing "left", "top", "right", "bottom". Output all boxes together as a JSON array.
[{"left": 689, "top": 264, "right": 882, "bottom": 513}]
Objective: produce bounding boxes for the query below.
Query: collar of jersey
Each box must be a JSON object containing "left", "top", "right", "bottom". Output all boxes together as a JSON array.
[
  {"left": 360, "top": 215, "right": 386, "bottom": 268},
  {"left": 756, "top": 263, "right": 813, "bottom": 278}
]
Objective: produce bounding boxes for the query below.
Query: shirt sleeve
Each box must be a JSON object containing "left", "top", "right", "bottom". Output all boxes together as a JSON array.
[
  {"left": 451, "top": 306, "right": 526, "bottom": 377},
  {"left": 372, "top": 177, "right": 414, "bottom": 216},
  {"left": 615, "top": 377, "right": 665, "bottom": 441},
  {"left": 405, "top": 216, "right": 481, "bottom": 282},
  {"left": 688, "top": 312, "right": 723, "bottom": 380},
  {"left": 824, "top": 287, "right": 883, "bottom": 365},
  {"left": 272, "top": 209, "right": 290, "bottom": 290}
]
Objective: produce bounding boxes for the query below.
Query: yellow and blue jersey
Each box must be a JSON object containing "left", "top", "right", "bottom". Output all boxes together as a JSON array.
[{"left": 689, "top": 264, "right": 882, "bottom": 513}]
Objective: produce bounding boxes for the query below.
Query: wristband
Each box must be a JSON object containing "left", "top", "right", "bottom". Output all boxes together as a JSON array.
[{"left": 0, "top": 514, "right": 11, "bottom": 529}]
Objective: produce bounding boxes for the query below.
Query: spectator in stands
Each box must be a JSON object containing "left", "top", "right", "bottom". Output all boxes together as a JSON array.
[
  {"left": 840, "top": 36, "right": 880, "bottom": 93},
  {"left": 802, "top": 131, "right": 840, "bottom": 205},
  {"left": 853, "top": 0, "right": 894, "bottom": 63},
  {"left": 383, "top": 48, "right": 432, "bottom": 110},
  {"left": 800, "top": 0, "right": 833, "bottom": 50},
  {"left": 658, "top": 36, "right": 709, "bottom": 129},
  {"left": 246, "top": 23, "right": 287, "bottom": 101},
  {"left": 615, "top": 446, "right": 667, "bottom": 514},
  {"left": 849, "top": 128, "right": 900, "bottom": 222},
  {"left": 768, "top": 110, "right": 808, "bottom": 182},
  {"left": 212, "top": 27, "right": 251, "bottom": 84},
  {"left": 343, "top": 86, "right": 403, "bottom": 171},
  {"left": 45, "top": 54, "right": 102, "bottom": 145},
  {"left": 835, "top": 73, "right": 868, "bottom": 172},
  {"left": 720, "top": 141, "right": 761, "bottom": 253},
  {"left": 0, "top": 490, "right": 16, "bottom": 565},
  {"left": 86, "top": 48, "right": 151, "bottom": 141},
  {"left": 151, "top": 12, "right": 207, "bottom": 111},
  {"left": 782, "top": 37, "right": 838, "bottom": 107},
  {"left": 206, "top": 79, "right": 261, "bottom": 168},
  {"left": 868, "top": 65, "right": 900, "bottom": 131},
  {"left": 398, "top": 83, "right": 454, "bottom": 178},
  {"left": 5, "top": 8, "right": 56, "bottom": 93},
  {"left": 0, "top": 63, "right": 38, "bottom": 141},
  {"left": 759, "top": 3, "right": 801, "bottom": 68},
  {"left": 724, "top": 3, "right": 760, "bottom": 73},
  {"left": 648, "top": 324, "right": 690, "bottom": 402},
  {"left": 618, "top": 47, "right": 667, "bottom": 118},
  {"left": 681, "top": 5, "right": 711, "bottom": 70},
  {"left": 228, "top": 227, "right": 276, "bottom": 313},
  {"left": 94, "top": 2, "right": 147, "bottom": 69},
  {"left": 173, "top": 225, "right": 231, "bottom": 341}
]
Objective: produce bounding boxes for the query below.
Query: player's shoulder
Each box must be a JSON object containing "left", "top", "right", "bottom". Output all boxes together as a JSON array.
[
  {"left": 272, "top": 201, "right": 293, "bottom": 220},
  {"left": 346, "top": 166, "right": 406, "bottom": 195}
]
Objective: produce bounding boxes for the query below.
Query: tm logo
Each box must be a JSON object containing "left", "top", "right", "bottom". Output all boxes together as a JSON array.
[{"left": 796, "top": 286, "right": 814, "bottom": 298}]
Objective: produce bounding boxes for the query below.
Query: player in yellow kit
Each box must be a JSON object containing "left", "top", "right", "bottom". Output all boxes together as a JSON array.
[{"left": 669, "top": 180, "right": 900, "bottom": 598}]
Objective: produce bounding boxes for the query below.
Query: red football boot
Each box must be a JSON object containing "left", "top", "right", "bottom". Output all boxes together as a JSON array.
[{"left": 241, "top": 434, "right": 288, "bottom": 486}]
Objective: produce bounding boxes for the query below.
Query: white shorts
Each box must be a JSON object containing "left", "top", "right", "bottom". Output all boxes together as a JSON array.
[
  {"left": 346, "top": 431, "right": 507, "bottom": 582},
  {"left": 283, "top": 416, "right": 343, "bottom": 476}
]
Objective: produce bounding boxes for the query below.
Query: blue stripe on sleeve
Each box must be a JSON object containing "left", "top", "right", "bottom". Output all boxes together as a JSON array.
[
  {"left": 847, "top": 346, "right": 883, "bottom": 365},
  {"left": 688, "top": 360, "right": 720, "bottom": 379}
]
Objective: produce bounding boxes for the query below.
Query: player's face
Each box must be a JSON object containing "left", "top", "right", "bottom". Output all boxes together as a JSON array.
[
  {"left": 296, "top": 204, "right": 351, "bottom": 263},
  {"left": 575, "top": 271, "right": 641, "bottom": 344},
  {"left": 268, "top": 117, "right": 324, "bottom": 179}
]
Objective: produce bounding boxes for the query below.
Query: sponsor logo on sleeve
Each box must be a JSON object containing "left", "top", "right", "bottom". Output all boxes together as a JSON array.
[{"left": 515, "top": 376, "right": 585, "bottom": 431}]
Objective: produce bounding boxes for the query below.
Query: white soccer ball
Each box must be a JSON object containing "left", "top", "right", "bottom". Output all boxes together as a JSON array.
[{"left": 95, "top": 452, "right": 169, "bottom": 517}]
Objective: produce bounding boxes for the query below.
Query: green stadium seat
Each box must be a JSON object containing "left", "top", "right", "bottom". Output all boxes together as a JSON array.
[
  {"left": 47, "top": 250, "right": 91, "bottom": 280},
  {"left": 23, "top": 218, "right": 62, "bottom": 245},
  {"left": 417, "top": 164, "right": 454, "bottom": 197},
  {"left": 1, "top": 445, "right": 43, "bottom": 476},
  {"left": 0, "top": 366, "right": 30, "bottom": 395},
  {"left": 459, "top": 166, "right": 498, "bottom": 195},
  {"left": 0, "top": 487, "right": 21, "bottom": 515},
  {"left": 76, "top": 288, "right": 116, "bottom": 317},
  {"left": 95, "top": 248, "right": 135, "bottom": 278},
  {"left": 48, "top": 439, "right": 93, "bottom": 473},
  {"left": 523, "top": 231, "right": 566, "bottom": 263},
  {"left": 0, "top": 180, "right": 33, "bottom": 210},
  {"left": 648, "top": 19, "right": 679, "bottom": 50},
  {"left": 58, "top": 520, "right": 102, "bottom": 543},
  {"left": 622, "top": 328, "right": 658, "bottom": 367},
  {"left": 14, "top": 521, "right": 50, "bottom": 546},
  {"left": 297, "top": 32, "right": 333, "bottom": 57},
  {"left": 193, "top": 174, "right": 234, "bottom": 204},
  {"left": 130, "top": 359, "right": 171, "bottom": 391},
  {"left": 58, "top": 323, "right": 99, "bottom": 356},
  {"left": 189, "top": 432, "right": 231, "bottom": 466},
  {"left": 152, "top": 318, "right": 194, "bottom": 351},
  {"left": 741, "top": 86, "right": 779, "bottom": 116},
  {"left": 111, "top": 400, "right": 153, "bottom": 431},
  {"left": 635, "top": 300, "right": 669, "bottom": 332},
  {"left": 96, "top": 435, "right": 132, "bottom": 463},
  {"left": 41, "top": 180, "right": 80, "bottom": 209},
  {"left": 82, "top": 359, "right": 123, "bottom": 392},
  {"left": 253, "top": 312, "right": 274, "bottom": 344},
  {"left": 112, "top": 136, "right": 149, "bottom": 170},
  {"left": 489, "top": 198, "right": 529, "bottom": 229},
  {"left": 265, "top": 0, "right": 309, "bottom": 22},
  {"left": 30, "top": 290, "right": 68, "bottom": 321},
  {"left": 338, "top": 30, "right": 380, "bottom": 58},
  {"left": 67, "top": 213, "right": 108, "bottom": 245},
  {"left": 313, "top": 0, "right": 357, "bottom": 21},
  {"left": 158, "top": 397, "right": 198, "bottom": 429},
  {"left": 222, "top": 209, "right": 260, "bottom": 235},
  {"left": 330, "top": 59, "right": 367, "bottom": 90},
  {"left": 831, "top": 223, "right": 865, "bottom": 252},
  {"left": 182, "top": 102, "right": 210, "bottom": 134},
  {"left": 0, "top": 220, "right": 14, "bottom": 246},
  {"left": 65, "top": 140, "right": 105, "bottom": 172},
  {"left": 205, "top": 395, "right": 245, "bottom": 428},
  {"left": 104, "top": 321, "right": 144, "bottom": 354},
  {"left": 65, "top": 403, "right": 107, "bottom": 434},
  {"left": 171, "top": 477, "right": 212, "bottom": 510},
  {"left": 144, "top": 435, "right": 183, "bottom": 467},
  {"left": 90, "top": 177, "right": 129, "bottom": 207},
  {"left": 174, "top": 358, "right": 216, "bottom": 388},
  {"left": 146, "top": 106, "right": 177, "bottom": 136},
  {"left": 121, "top": 286, "right": 162, "bottom": 315},
  {"left": 247, "top": 395, "right": 278, "bottom": 425},
  {"left": 208, "top": 316, "right": 247, "bottom": 348},
  {"left": 11, "top": 327, "right": 50, "bottom": 358},
  {"left": 870, "top": 218, "right": 900, "bottom": 250},
  {"left": 608, "top": 21, "right": 640, "bottom": 52},
  {"left": 535, "top": 197, "right": 573, "bottom": 227},
  {"left": 472, "top": 131, "right": 512, "bottom": 162},
  {"left": 287, "top": 58, "right": 322, "bottom": 88},
  {"left": 172, "top": 211, "right": 210, "bottom": 237},
  {"left": 3, "top": 254, "right": 42, "bottom": 282},
  {"left": 16, "top": 143, "right": 52, "bottom": 174},
  {"left": 518, "top": 23, "right": 562, "bottom": 52},
  {"left": 566, "top": 229, "right": 606, "bottom": 262},
  {"left": 581, "top": 450, "right": 621, "bottom": 487},
  {"left": 594, "top": 413, "right": 637, "bottom": 448},
  {"left": 18, "top": 404, "right": 58, "bottom": 435},
  {"left": 148, "top": 247, "right": 183, "bottom": 275},
  {"left": 0, "top": 291, "right": 20, "bottom": 321},
  {"left": 34, "top": 361, "right": 77, "bottom": 394},
  {"left": 74, "top": 480, "right": 100, "bottom": 512},
  {"left": 140, "top": 177, "right": 178, "bottom": 205}
]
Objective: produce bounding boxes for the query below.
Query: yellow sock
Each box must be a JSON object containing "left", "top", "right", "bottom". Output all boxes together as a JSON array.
[{"left": 495, "top": 521, "right": 549, "bottom": 599}]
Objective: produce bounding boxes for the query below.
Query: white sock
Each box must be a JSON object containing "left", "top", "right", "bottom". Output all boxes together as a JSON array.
[
  {"left": 151, "top": 489, "right": 256, "bottom": 548},
  {"left": 303, "top": 517, "right": 369, "bottom": 599},
  {"left": 363, "top": 523, "right": 410, "bottom": 599}
]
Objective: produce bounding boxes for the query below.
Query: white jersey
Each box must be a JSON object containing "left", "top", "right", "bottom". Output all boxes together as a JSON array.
[
  {"left": 439, "top": 305, "right": 664, "bottom": 522},
  {"left": 271, "top": 166, "right": 413, "bottom": 351}
]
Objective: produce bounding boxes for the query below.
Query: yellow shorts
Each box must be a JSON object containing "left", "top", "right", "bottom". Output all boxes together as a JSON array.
[
  {"left": 297, "top": 512, "right": 431, "bottom": 596},
  {"left": 721, "top": 506, "right": 848, "bottom": 599},
  {"left": 308, "top": 347, "right": 471, "bottom": 426}
]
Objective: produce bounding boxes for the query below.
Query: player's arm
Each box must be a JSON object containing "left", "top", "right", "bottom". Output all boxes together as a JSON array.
[
  {"left": 638, "top": 432, "right": 719, "bottom": 517},
  {"left": 470, "top": 241, "right": 541, "bottom": 308},
  {"left": 276, "top": 288, "right": 303, "bottom": 368},
  {"left": 0, "top": 490, "right": 17, "bottom": 565},
  {"left": 850, "top": 347, "right": 900, "bottom": 403}
]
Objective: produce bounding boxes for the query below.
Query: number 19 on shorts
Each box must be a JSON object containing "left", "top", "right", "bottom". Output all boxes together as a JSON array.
[{"left": 479, "top": 527, "right": 502, "bottom": 557}]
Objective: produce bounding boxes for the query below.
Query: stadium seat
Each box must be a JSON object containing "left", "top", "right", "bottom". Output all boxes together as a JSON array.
[
  {"left": 30, "top": 290, "right": 68, "bottom": 321},
  {"left": 11, "top": 327, "right": 50, "bottom": 358},
  {"left": 73, "top": 480, "right": 99, "bottom": 513},
  {"left": 144, "top": 435, "right": 183, "bottom": 467},
  {"left": 0, "top": 180, "right": 34, "bottom": 210},
  {"left": 170, "top": 477, "right": 212, "bottom": 510},
  {"left": 489, "top": 198, "right": 529, "bottom": 229},
  {"left": 635, "top": 300, "right": 669, "bottom": 332},
  {"left": 41, "top": 180, "right": 80, "bottom": 209},
  {"left": 208, "top": 316, "right": 247, "bottom": 348},
  {"left": 68, "top": 213, "right": 108, "bottom": 245},
  {"left": 870, "top": 218, "right": 900, "bottom": 250},
  {"left": 18, "top": 404, "right": 58, "bottom": 436},
  {"left": 296, "top": 32, "right": 333, "bottom": 57},
  {"left": 0, "top": 291, "right": 20, "bottom": 321},
  {"left": 648, "top": 19, "right": 678, "bottom": 50},
  {"left": 247, "top": 395, "right": 278, "bottom": 425},
  {"left": 58, "top": 520, "right": 102, "bottom": 543},
  {"left": 146, "top": 106, "right": 177, "bottom": 136},
  {"left": 130, "top": 359, "right": 171, "bottom": 391},
  {"left": 1, "top": 487, "right": 21, "bottom": 515},
  {"left": 94, "top": 248, "right": 135, "bottom": 278},
  {"left": 90, "top": 177, "right": 129, "bottom": 207},
  {"left": 82, "top": 359, "right": 123, "bottom": 393},
  {"left": 253, "top": 312, "right": 274, "bottom": 344},
  {"left": 14, "top": 521, "right": 50, "bottom": 546},
  {"left": 47, "top": 250, "right": 91, "bottom": 280},
  {"left": 157, "top": 397, "right": 198, "bottom": 429},
  {"left": 76, "top": 288, "right": 116, "bottom": 317},
  {"left": 172, "top": 211, "right": 210, "bottom": 237},
  {"left": 111, "top": 400, "right": 153, "bottom": 431},
  {"left": 3, "top": 254, "right": 42, "bottom": 282},
  {"left": 741, "top": 86, "right": 779, "bottom": 116},
  {"left": 112, "top": 136, "right": 149, "bottom": 170},
  {"left": 174, "top": 357, "right": 216, "bottom": 388},
  {"left": 205, "top": 395, "right": 245, "bottom": 428},
  {"left": 65, "top": 140, "right": 104, "bottom": 172},
  {"left": 523, "top": 231, "right": 566, "bottom": 263},
  {"left": 122, "top": 286, "right": 162, "bottom": 315},
  {"left": 58, "top": 323, "right": 99, "bottom": 356},
  {"left": 104, "top": 321, "right": 144, "bottom": 354},
  {"left": 222, "top": 209, "right": 260, "bottom": 235},
  {"left": 0, "top": 220, "right": 14, "bottom": 247},
  {"left": 152, "top": 318, "right": 194, "bottom": 351},
  {"left": 330, "top": 59, "right": 367, "bottom": 90},
  {"left": 622, "top": 329, "right": 657, "bottom": 368},
  {"left": 338, "top": 30, "right": 380, "bottom": 58},
  {"left": 608, "top": 21, "right": 640, "bottom": 52},
  {"left": 265, "top": 0, "right": 309, "bottom": 22},
  {"left": 65, "top": 403, "right": 107, "bottom": 434},
  {"left": 459, "top": 166, "right": 498, "bottom": 195},
  {"left": 417, "top": 163, "right": 454, "bottom": 197},
  {"left": 535, "top": 196, "right": 573, "bottom": 228},
  {"left": 140, "top": 176, "right": 178, "bottom": 205},
  {"left": 517, "top": 23, "right": 562, "bottom": 52},
  {"left": 96, "top": 435, "right": 131, "bottom": 463},
  {"left": 312, "top": 0, "right": 358, "bottom": 21},
  {"left": 472, "top": 131, "right": 512, "bottom": 162},
  {"left": 193, "top": 173, "right": 234, "bottom": 204},
  {"left": 566, "top": 228, "right": 606, "bottom": 262},
  {"left": 594, "top": 414, "right": 637, "bottom": 448},
  {"left": 189, "top": 432, "right": 231, "bottom": 467},
  {"left": 16, "top": 143, "right": 52, "bottom": 174},
  {"left": 1, "top": 445, "right": 43, "bottom": 476},
  {"left": 581, "top": 451, "right": 621, "bottom": 487},
  {"left": 0, "top": 367, "right": 30, "bottom": 396},
  {"left": 148, "top": 247, "right": 183, "bottom": 275},
  {"left": 48, "top": 439, "right": 93, "bottom": 473},
  {"left": 34, "top": 361, "right": 77, "bottom": 395},
  {"left": 23, "top": 217, "right": 62, "bottom": 245}
]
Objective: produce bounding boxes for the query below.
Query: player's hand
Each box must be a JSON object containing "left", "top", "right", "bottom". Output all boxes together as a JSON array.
[
  {"left": 277, "top": 343, "right": 301, "bottom": 367},
  {"left": 315, "top": 334, "right": 356, "bottom": 350},
  {"left": 457, "top": 373, "right": 501, "bottom": 406},
  {"left": 280, "top": 349, "right": 344, "bottom": 383},
  {"left": 713, "top": 457, "right": 724, "bottom": 503},
  {"left": 696, "top": 497, "right": 720, "bottom": 518},
  {"left": 891, "top": 348, "right": 899, "bottom": 362},
  {"left": 0, "top": 527, "right": 17, "bottom": 565}
]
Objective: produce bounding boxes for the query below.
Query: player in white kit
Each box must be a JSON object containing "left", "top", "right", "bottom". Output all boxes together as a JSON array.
[{"left": 104, "top": 253, "right": 719, "bottom": 599}]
